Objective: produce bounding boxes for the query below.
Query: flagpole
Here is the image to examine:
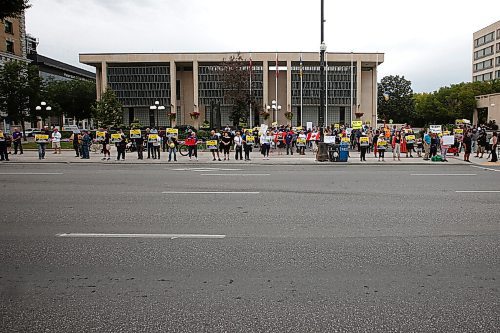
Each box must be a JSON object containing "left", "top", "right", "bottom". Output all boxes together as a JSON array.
[
  {"left": 325, "top": 51, "right": 328, "bottom": 128},
  {"left": 375, "top": 52, "right": 379, "bottom": 129},
  {"left": 300, "top": 53, "right": 303, "bottom": 127},
  {"left": 350, "top": 51, "right": 354, "bottom": 126},
  {"left": 275, "top": 52, "right": 278, "bottom": 125},
  {"left": 249, "top": 53, "right": 252, "bottom": 128}
]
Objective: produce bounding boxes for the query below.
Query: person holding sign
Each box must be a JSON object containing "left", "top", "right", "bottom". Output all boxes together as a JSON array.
[
  {"left": 297, "top": 131, "right": 307, "bottom": 155},
  {"left": 208, "top": 130, "right": 221, "bottom": 161},
  {"left": 359, "top": 133, "right": 369, "bottom": 162},
  {"left": 242, "top": 130, "right": 253, "bottom": 161},
  {"left": 405, "top": 133, "right": 415, "bottom": 158},
  {"left": 51, "top": 128, "right": 62, "bottom": 154},
  {"left": 36, "top": 127, "right": 51, "bottom": 160},
  {"left": 0, "top": 130, "right": 8, "bottom": 161},
  {"left": 377, "top": 133, "right": 386, "bottom": 162},
  {"left": 100, "top": 128, "right": 111, "bottom": 161}
]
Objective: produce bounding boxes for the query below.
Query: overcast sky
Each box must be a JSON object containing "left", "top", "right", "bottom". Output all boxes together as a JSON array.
[{"left": 26, "top": 0, "right": 500, "bottom": 93}]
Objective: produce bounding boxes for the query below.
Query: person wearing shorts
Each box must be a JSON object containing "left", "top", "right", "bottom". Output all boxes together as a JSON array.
[{"left": 51, "top": 128, "right": 62, "bottom": 154}]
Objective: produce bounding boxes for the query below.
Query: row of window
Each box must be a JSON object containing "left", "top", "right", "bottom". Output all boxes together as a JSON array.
[
  {"left": 474, "top": 45, "right": 494, "bottom": 60},
  {"left": 474, "top": 59, "right": 494, "bottom": 72},
  {"left": 291, "top": 97, "right": 355, "bottom": 106},
  {"left": 473, "top": 72, "right": 493, "bottom": 82},
  {"left": 107, "top": 75, "right": 169, "bottom": 83},
  {"left": 108, "top": 66, "right": 169, "bottom": 75},
  {"left": 475, "top": 31, "right": 495, "bottom": 48}
]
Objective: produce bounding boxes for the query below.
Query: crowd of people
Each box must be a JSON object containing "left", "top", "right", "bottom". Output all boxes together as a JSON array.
[{"left": 0, "top": 123, "right": 498, "bottom": 163}]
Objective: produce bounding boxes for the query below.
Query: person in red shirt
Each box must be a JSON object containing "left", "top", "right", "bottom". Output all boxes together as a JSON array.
[{"left": 185, "top": 132, "right": 198, "bottom": 161}]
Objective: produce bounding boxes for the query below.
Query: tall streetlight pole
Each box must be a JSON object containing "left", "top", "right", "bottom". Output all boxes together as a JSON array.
[
  {"left": 150, "top": 100, "right": 165, "bottom": 128},
  {"left": 319, "top": 0, "right": 326, "bottom": 138},
  {"left": 35, "top": 101, "right": 52, "bottom": 128}
]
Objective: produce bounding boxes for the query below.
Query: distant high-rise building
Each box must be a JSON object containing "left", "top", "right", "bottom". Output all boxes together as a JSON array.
[
  {"left": 472, "top": 20, "right": 500, "bottom": 82},
  {"left": 25, "top": 33, "right": 38, "bottom": 55}
]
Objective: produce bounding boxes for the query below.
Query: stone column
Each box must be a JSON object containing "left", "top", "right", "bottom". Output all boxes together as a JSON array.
[
  {"left": 193, "top": 60, "right": 199, "bottom": 129},
  {"left": 356, "top": 60, "right": 362, "bottom": 120},
  {"left": 286, "top": 60, "right": 292, "bottom": 127},
  {"left": 263, "top": 60, "right": 269, "bottom": 125},
  {"left": 170, "top": 60, "right": 177, "bottom": 127},
  {"left": 101, "top": 62, "right": 108, "bottom": 92}
]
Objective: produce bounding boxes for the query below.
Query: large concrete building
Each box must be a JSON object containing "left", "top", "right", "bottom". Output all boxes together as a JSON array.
[
  {"left": 80, "top": 52, "right": 384, "bottom": 129},
  {"left": 472, "top": 20, "right": 500, "bottom": 83}
]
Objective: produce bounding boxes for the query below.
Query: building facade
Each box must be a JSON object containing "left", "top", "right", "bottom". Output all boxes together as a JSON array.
[
  {"left": 472, "top": 20, "right": 500, "bottom": 83},
  {"left": 80, "top": 52, "right": 384, "bottom": 129},
  {"left": 0, "top": 13, "right": 26, "bottom": 65}
]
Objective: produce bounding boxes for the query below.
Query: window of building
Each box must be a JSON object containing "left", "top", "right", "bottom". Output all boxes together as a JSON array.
[
  {"left": 4, "top": 20, "right": 13, "bottom": 34},
  {"left": 497, "top": 43, "right": 500, "bottom": 53},
  {"left": 496, "top": 70, "right": 500, "bottom": 79},
  {"left": 473, "top": 59, "right": 494, "bottom": 72},
  {"left": 496, "top": 56, "right": 500, "bottom": 66},
  {"left": 474, "top": 45, "right": 494, "bottom": 60},
  {"left": 6, "top": 40, "right": 14, "bottom": 53},
  {"left": 475, "top": 31, "right": 495, "bottom": 48}
]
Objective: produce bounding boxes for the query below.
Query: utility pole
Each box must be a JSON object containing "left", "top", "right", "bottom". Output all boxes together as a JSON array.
[{"left": 319, "top": 0, "right": 326, "bottom": 138}]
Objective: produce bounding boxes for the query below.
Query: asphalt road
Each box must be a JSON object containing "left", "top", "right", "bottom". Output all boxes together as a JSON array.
[{"left": 0, "top": 163, "right": 499, "bottom": 332}]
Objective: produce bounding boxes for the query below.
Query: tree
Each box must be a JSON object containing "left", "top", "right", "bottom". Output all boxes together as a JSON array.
[
  {"left": 0, "top": 0, "right": 31, "bottom": 20},
  {"left": 91, "top": 89, "right": 123, "bottom": 128},
  {"left": 220, "top": 54, "right": 254, "bottom": 127},
  {"left": 0, "top": 61, "right": 42, "bottom": 135},
  {"left": 45, "top": 79, "right": 96, "bottom": 122},
  {"left": 378, "top": 75, "right": 414, "bottom": 124}
]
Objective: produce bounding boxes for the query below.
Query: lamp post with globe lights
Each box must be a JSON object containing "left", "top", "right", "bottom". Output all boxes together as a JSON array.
[{"left": 150, "top": 100, "right": 165, "bottom": 128}]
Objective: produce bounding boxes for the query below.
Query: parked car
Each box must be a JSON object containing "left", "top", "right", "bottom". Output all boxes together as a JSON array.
[{"left": 23, "top": 128, "right": 41, "bottom": 137}]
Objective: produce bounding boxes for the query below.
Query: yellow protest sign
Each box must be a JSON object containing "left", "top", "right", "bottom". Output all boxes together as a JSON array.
[
  {"left": 351, "top": 121, "right": 362, "bottom": 130},
  {"left": 334, "top": 123, "right": 340, "bottom": 129},
  {"left": 359, "top": 137, "right": 369, "bottom": 146},
  {"left": 297, "top": 137, "right": 307, "bottom": 146},
  {"left": 0, "top": 131, "right": 4, "bottom": 139},
  {"left": 341, "top": 137, "right": 350, "bottom": 143},
  {"left": 166, "top": 128, "right": 178, "bottom": 135},
  {"left": 296, "top": 126, "right": 303, "bottom": 131},
  {"left": 405, "top": 135, "right": 415, "bottom": 143},
  {"left": 454, "top": 128, "right": 463, "bottom": 134},
  {"left": 245, "top": 136, "right": 255, "bottom": 145},
  {"left": 442, "top": 130, "right": 450, "bottom": 136},
  {"left": 206, "top": 140, "right": 218, "bottom": 149},
  {"left": 377, "top": 140, "right": 387, "bottom": 147},
  {"left": 110, "top": 134, "right": 122, "bottom": 143},
  {"left": 130, "top": 129, "right": 142, "bottom": 139},
  {"left": 96, "top": 131, "right": 106, "bottom": 141},
  {"left": 148, "top": 134, "right": 159, "bottom": 143},
  {"left": 35, "top": 134, "right": 49, "bottom": 143}
]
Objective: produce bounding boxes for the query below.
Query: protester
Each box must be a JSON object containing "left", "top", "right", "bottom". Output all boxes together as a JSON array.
[
  {"left": 51, "top": 128, "right": 62, "bottom": 154},
  {"left": 260, "top": 130, "right": 271, "bottom": 160},
  {"left": 116, "top": 136, "right": 126, "bottom": 161},
  {"left": 0, "top": 130, "right": 8, "bottom": 161},
  {"left": 209, "top": 130, "right": 221, "bottom": 161},
  {"left": 153, "top": 134, "right": 161, "bottom": 160},
  {"left": 186, "top": 132, "right": 198, "bottom": 161},
  {"left": 476, "top": 130, "right": 487, "bottom": 158},
  {"left": 134, "top": 133, "right": 144, "bottom": 160},
  {"left": 221, "top": 131, "right": 231, "bottom": 160},
  {"left": 490, "top": 132, "right": 498, "bottom": 163},
  {"left": 423, "top": 131, "right": 431, "bottom": 160},
  {"left": 463, "top": 129, "right": 472, "bottom": 163},
  {"left": 168, "top": 136, "right": 178, "bottom": 162},
  {"left": 392, "top": 131, "right": 402, "bottom": 161},
  {"left": 243, "top": 130, "right": 252, "bottom": 161},
  {"left": 377, "top": 133, "right": 386, "bottom": 162},
  {"left": 440, "top": 134, "right": 449, "bottom": 162},
  {"left": 12, "top": 127, "right": 23, "bottom": 155},
  {"left": 234, "top": 131, "right": 243, "bottom": 160},
  {"left": 430, "top": 133, "right": 439, "bottom": 158},
  {"left": 70, "top": 130, "right": 81, "bottom": 157},
  {"left": 81, "top": 130, "right": 91, "bottom": 159},
  {"left": 285, "top": 130, "right": 294, "bottom": 155},
  {"left": 101, "top": 128, "right": 111, "bottom": 161}
]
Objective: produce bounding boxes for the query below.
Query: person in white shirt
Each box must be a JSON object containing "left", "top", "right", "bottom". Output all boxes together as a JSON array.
[
  {"left": 260, "top": 131, "right": 271, "bottom": 159},
  {"left": 51, "top": 128, "right": 62, "bottom": 154},
  {"left": 234, "top": 131, "right": 243, "bottom": 160}
]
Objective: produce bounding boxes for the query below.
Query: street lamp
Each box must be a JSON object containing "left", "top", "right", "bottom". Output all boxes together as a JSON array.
[
  {"left": 150, "top": 100, "right": 165, "bottom": 128},
  {"left": 267, "top": 100, "right": 281, "bottom": 125},
  {"left": 35, "top": 101, "right": 52, "bottom": 128}
]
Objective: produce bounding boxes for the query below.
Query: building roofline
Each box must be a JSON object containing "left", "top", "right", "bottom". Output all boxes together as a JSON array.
[
  {"left": 79, "top": 51, "right": 384, "bottom": 56},
  {"left": 31, "top": 53, "right": 95, "bottom": 78}
]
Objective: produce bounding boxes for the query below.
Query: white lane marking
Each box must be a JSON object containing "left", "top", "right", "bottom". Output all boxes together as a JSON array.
[
  {"left": 411, "top": 174, "right": 477, "bottom": 176},
  {"left": 455, "top": 191, "right": 500, "bottom": 193},
  {"left": 200, "top": 174, "right": 270, "bottom": 176},
  {"left": 0, "top": 172, "right": 64, "bottom": 175},
  {"left": 470, "top": 165, "right": 500, "bottom": 172},
  {"left": 162, "top": 191, "right": 259, "bottom": 194},
  {"left": 56, "top": 233, "right": 226, "bottom": 239}
]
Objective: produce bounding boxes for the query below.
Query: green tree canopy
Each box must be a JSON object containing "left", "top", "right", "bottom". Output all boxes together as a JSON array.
[
  {"left": 45, "top": 79, "right": 96, "bottom": 121},
  {"left": 220, "top": 54, "right": 254, "bottom": 127},
  {"left": 0, "top": 61, "right": 42, "bottom": 132},
  {"left": 0, "top": 0, "right": 31, "bottom": 20},
  {"left": 91, "top": 89, "right": 123, "bottom": 128},
  {"left": 378, "top": 75, "right": 414, "bottom": 124}
]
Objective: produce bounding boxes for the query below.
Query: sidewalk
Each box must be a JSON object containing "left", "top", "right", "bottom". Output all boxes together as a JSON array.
[{"left": 2, "top": 148, "right": 489, "bottom": 166}]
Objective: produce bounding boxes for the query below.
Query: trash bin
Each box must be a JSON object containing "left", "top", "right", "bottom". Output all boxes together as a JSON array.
[
  {"left": 316, "top": 142, "right": 330, "bottom": 162},
  {"left": 339, "top": 142, "right": 349, "bottom": 162},
  {"left": 328, "top": 144, "right": 340, "bottom": 162}
]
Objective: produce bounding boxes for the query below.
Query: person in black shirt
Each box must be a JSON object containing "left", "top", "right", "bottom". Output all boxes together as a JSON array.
[
  {"left": 221, "top": 132, "right": 231, "bottom": 160},
  {"left": 463, "top": 130, "right": 472, "bottom": 162},
  {"left": 209, "top": 130, "right": 221, "bottom": 161},
  {"left": 135, "top": 136, "right": 144, "bottom": 160}
]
